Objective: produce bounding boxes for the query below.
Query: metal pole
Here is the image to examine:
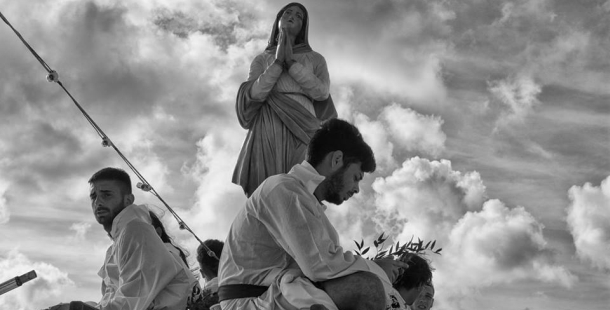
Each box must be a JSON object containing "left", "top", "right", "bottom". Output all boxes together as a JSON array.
[{"left": 0, "top": 270, "right": 37, "bottom": 296}]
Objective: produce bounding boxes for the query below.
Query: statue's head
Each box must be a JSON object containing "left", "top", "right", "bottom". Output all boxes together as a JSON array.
[{"left": 267, "top": 3, "right": 310, "bottom": 50}]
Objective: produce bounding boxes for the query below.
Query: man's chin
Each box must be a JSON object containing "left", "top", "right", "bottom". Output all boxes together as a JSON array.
[
  {"left": 95, "top": 216, "right": 111, "bottom": 227},
  {"left": 327, "top": 197, "right": 344, "bottom": 205}
]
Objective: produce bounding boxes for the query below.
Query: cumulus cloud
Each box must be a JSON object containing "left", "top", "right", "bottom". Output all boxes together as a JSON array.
[
  {"left": 367, "top": 157, "right": 575, "bottom": 308},
  {"left": 353, "top": 113, "right": 397, "bottom": 173},
  {"left": 567, "top": 176, "right": 610, "bottom": 270},
  {"left": 488, "top": 74, "right": 541, "bottom": 129},
  {"left": 69, "top": 222, "right": 92, "bottom": 241},
  {"left": 0, "top": 249, "right": 75, "bottom": 310},
  {"left": 442, "top": 200, "right": 575, "bottom": 288},
  {"left": 182, "top": 127, "right": 247, "bottom": 245},
  {"left": 372, "top": 157, "right": 486, "bottom": 241},
  {"left": 0, "top": 0, "right": 606, "bottom": 308},
  {"left": 380, "top": 104, "right": 446, "bottom": 158},
  {"left": 351, "top": 104, "right": 446, "bottom": 173}
]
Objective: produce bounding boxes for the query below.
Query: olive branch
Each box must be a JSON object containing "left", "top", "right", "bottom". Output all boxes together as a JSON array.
[{"left": 353, "top": 232, "right": 442, "bottom": 260}]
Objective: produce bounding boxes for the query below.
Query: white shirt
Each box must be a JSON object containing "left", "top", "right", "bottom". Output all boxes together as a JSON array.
[
  {"left": 219, "top": 161, "right": 387, "bottom": 304},
  {"left": 97, "top": 204, "right": 192, "bottom": 310},
  {"left": 165, "top": 243, "right": 203, "bottom": 304}
]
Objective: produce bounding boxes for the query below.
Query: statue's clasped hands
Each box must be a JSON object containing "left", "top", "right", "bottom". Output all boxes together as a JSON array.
[{"left": 275, "top": 27, "right": 295, "bottom": 69}]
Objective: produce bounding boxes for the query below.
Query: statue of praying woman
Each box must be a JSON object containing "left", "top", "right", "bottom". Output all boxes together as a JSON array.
[{"left": 232, "top": 2, "right": 337, "bottom": 197}]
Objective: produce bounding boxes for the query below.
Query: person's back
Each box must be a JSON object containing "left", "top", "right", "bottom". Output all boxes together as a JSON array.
[
  {"left": 219, "top": 118, "right": 408, "bottom": 310},
  {"left": 98, "top": 203, "right": 193, "bottom": 309},
  {"left": 221, "top": 172, "right": 317, "bottom": 286},
  {"left": 149, "top": 210, "right": 202, "bottom": 307}
]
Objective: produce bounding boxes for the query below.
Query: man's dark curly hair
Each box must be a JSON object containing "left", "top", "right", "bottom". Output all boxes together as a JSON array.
[
  {"left": 307, "top": 118, "right": 376, "bottom": 173},
  {"left": 88, "top": 167, "right": 132, "bottom": 195},
  {"left": 394, "top": 253, "right": 433, "bottom": 290},
  {"left": 197, "top": 239, "right": 224, "bottom": 277}
]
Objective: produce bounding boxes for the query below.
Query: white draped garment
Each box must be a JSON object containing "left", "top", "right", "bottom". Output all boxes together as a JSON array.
[
  {"left": 219, "top": 161, "right": 394, "bottom": 310},
  {"left": 96, "top": 204, "right": 192, "bottom": 310}
]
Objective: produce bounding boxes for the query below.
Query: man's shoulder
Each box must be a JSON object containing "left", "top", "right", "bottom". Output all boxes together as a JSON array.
[
  {"left": 116, "top": 218, "right": 155, "bottom": 240},
  {"left": 261, "top": 173, "right": 303, "bottom": 193},
  {"left": 250, "top": 173, "right": 317, "bottom": 214},
  {"left": 246, "top": 173, "right": 307, "bottom": 207}
]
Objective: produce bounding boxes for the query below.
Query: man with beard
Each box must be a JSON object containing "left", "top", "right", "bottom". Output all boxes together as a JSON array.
[
  {"left": 218, "top": 119, "right": 409, "bottom": 310},
  {"left": 82, "top": 168, "right": 193, "bottom": 309}
]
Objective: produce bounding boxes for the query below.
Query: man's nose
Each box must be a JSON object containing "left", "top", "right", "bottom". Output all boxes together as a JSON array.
[{"left": 94, "top": 197, "right": 103, "bottom": 207}]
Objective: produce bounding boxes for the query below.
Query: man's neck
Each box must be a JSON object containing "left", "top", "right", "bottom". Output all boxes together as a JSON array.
[
  {"left": 103, "top": 206, "right": 127, "bottom": 236},
  {"left": 313, "top": 187, "right": 323, "bottom": 202},
  {"left": 309, "top": 160, "right": 331, "bottom": 203},
  {"left": 313, "top": 172, "right": 329, "bottom": 203}
]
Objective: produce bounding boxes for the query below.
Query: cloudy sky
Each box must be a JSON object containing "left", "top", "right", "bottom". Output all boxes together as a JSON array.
[{"left": 0, "top": 0, "right": 609, "bottom": 309}]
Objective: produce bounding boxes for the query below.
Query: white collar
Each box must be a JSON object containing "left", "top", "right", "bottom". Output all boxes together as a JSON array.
[
  {"left": 110, "top": 204, "right": 150, "bottom": 239},
  {"left": 288, "top": 160, "right": 326, "bottom": 196}
]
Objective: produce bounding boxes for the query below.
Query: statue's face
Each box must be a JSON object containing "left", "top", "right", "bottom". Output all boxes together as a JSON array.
[{"left": 278, "top": 5, "right": 304, "bottom": 36}]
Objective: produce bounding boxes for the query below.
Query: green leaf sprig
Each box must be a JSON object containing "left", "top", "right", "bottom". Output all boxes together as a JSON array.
[{"left": 353, "top": 232, "right": 442, "bottom": 260}]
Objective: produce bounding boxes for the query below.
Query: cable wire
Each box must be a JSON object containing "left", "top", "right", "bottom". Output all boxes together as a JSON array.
[{"left": 0, "top": 10, "right": 218, "bottom": 260}]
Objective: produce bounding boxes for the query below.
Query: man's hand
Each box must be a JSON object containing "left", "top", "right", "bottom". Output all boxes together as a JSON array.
[{"left": 373, "top": 258, "right": 409, "bottom": 283}]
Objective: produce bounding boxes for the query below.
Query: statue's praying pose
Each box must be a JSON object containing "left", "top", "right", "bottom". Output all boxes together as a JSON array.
[{"left": 232, "top": 2, "right": 336, "bottom": 197}]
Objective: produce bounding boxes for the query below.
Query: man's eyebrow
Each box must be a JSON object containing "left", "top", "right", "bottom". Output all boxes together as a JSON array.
[{"left": 91, "top": 189, "right": 113, "bottom": 197}]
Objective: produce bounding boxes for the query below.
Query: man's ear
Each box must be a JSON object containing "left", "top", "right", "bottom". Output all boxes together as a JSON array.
[
  {"left": 125, "top": 193, "right": 135, "bottom": 206},
  {"left": 330, "top": 150, "right": 343, "bottom": 170}
]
